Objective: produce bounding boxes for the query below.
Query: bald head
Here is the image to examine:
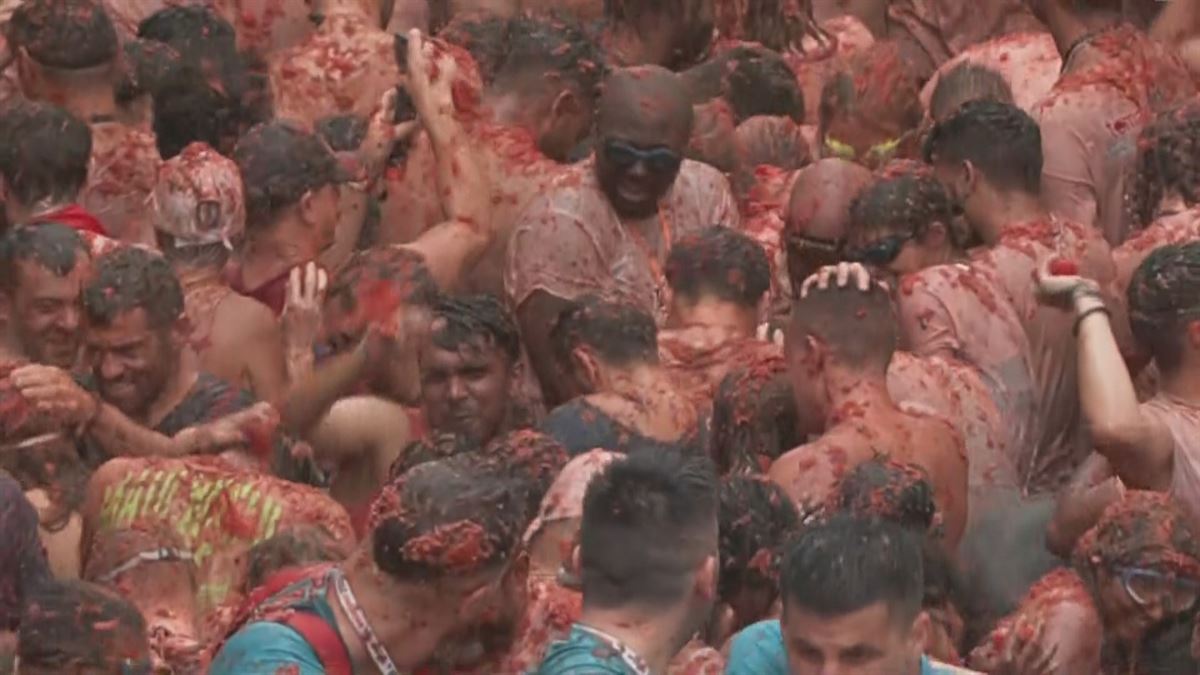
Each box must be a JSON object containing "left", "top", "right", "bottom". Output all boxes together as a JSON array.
[
  {"left": 786, "top": 158, "right": 874, "bottom": 241},
  {"left": 598, "top": 66, "right": 695, "bottom": 151}
]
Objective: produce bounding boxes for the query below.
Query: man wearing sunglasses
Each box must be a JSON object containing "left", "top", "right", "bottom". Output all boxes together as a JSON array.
[{"left": 506, "top": 65, "right": 738, "bottom": 406}]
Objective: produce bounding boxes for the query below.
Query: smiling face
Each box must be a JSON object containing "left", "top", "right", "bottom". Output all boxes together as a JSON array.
[
  {"left": 84, "top": 308, "right": 179, "bottom": 420},
  {"left": 5, "top": 259, "right": 88, "bottom": 368}
]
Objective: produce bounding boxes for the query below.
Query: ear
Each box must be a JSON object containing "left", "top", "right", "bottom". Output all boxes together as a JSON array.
[
  {"left": 171, "top": 315, "right": 191, "bottom": 348},
  {"left": 1186, "top": 319, "right": 1200, "bottom": 352},
  {"left": 910, "top": 611, "right": 933, "bottom": 657},
  {"left": 569, "top": 345, "right": 602, "bottom": 390},
  {"left": 549, "top": 88, "right": 584, "bottom": 127},
  {"left": 959, "top": 159, "right": 979, "bottom": 195},
  {"left": 925, "top": 221, "right": 949, "bottom": 247},
  {"left": 694, "top": 554, "right": 718, "bottom": 601},
  {"left": 298, "top": 189, "right": 319, "bottom": 226},
  {"left": 15, "top": 48, "right": 39, "bottom": 91},
  {"left": 457, "top": 580, "right": 498, "bottom": 623}
]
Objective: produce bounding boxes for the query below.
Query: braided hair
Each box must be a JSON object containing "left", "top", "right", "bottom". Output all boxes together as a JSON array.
[
  {"left": 848, "top": 174, "right": 969, "bottom": 249},
  {"left": 1128, "top": 101, "right": 1200, "bottom": 229},
  {"left": 1127, "top": 242, "right": 1200, "bottom": 372}
]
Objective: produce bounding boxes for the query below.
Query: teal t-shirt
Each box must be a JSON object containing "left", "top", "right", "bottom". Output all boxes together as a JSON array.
[
  {"left": 725, "top": 620, "right": 977, "bottom": 675},
  {"left": 534, "top": 624, "right": 647, "bottom": 675}
]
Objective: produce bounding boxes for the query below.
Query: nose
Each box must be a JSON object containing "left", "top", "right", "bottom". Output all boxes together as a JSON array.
[
  {"left": 56, "top": 304, "right": 80, "bottom": 332},
  {"left": 447, "top": 374, "right": 469, "bottom": 402},
  {"left": 626, "top": 159, "right": 650, "bottom": 178},
  {"left": 99, "top": 352, "right": 125, "bottom": 381}
]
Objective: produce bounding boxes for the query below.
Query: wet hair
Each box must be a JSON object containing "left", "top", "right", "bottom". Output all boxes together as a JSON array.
[
  {"left": 82, "top": 247, "right": 185, "bottom": 330},
  {"left": 0, "top": 223, "right": 87, "bottom": 293},
  {"left": 1128, "top": 100, "right": 1200, "bottom": 228},
  {"left": 923, "top": 99, "right": 1043, "bottom": 195},
  {"left": 316, "top": 114, "right": 369, "bottom": 152},
  {"left": 710, "top": 356, "right": 801, "bottom": 474},
  {"left": 7, "top": 0, "right": 117, "bottom": 69},
  {"left": 429, "top": 294, "right": 521, "bottom": 364},
  {"left": 716, "top": 0, "right": 827, "bottom": 54},
  {"left": 493, "top": 13, "right": 606, "bottom": 104},
  {"left": 1127, "top": 242, "right": 1200, "bottom": 373},
  {"left": 243, "top": 527, "right": 349, "bottom": 592},
  {"left": 18, "top": 580, "right": 149, "bottom": 671},
  {"left": 387, "top": 433, "right": 476, "bottom": 481},
  {"left": 370, "top": 454, "right": 531, "bottom": 581},
  {"left": 819, "top": 42, "right": 921, "bottom": 136},
  {"left": 689, "top": 46, "right": 804, "bottom": 124},
  {"left": 0, "top": 472, "right": 50, "bottom": 631},
  {"left": 0, "top": 431, "right": 88, "bottom": 534},
  {"left": 1073, "top": 492, "right": 1200, "bottom": 578},
  {"left": 550, "top": 295, "right": 659, "bottom": 368},
  {"left": 666, "top": 226, "right": 771, "bottom": 309},
  {"left": 438, "top": 12, "right": 513, "bottom": 83},
  {"left": 781, "top": 516, "right": 924, "bottom": 624},
  {"left": 834, "top": 458, "right": 938, "bottom": 535},
  {"left": 928, "top": 62, "right": 1013, "bottom": 123},
  {"left": 0, "top": 101, "right": 91, "bottom": 207},
  {"left": 718, "top": 475, "right": 800, "bottom": 600},
  {"left": 324, "top": 246, "right": 441, "bottom": 348},
  {"left": 137, "top": 6, "right": 238, "bottom": 57},
  {"left": 151, "top": 60, "right": 242, "bottom": 159},
  {"left": 603, "top": 0, "right": 715, "bottom": 68},
  {"left": 848, "top": 174, "right": 965, "bottom": 247},
  {"left": 580, "top": 448, "right": 719, "bottom": 608},
  {"left": 789, "top": 281, "right": 897, "bottom": 372},
  {"left": 480, "top": 429, "right": 570, "bottom": 518}
]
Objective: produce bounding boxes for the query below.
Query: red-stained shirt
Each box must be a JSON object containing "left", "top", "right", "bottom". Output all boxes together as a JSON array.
[
  {"left": 1114, "top": 206, "right": 1200, "bottom": 297},
  {"left": 659, "top": 329, "right": 784, "bottom": 414},
  {"left": 1141, "top": 396, "right": 1200, "bottom": 525},
  {"left": 81, "top": 121, "right": 161, "bottom": 246},
  {"left": 505, "top": 158, "right": 739, "bottom": 324},
  {"left": 896, "top": 263, "right": 1039, "bottom": 474},
  {"left": 738, "top": 165, "right": 802, "bottom": 315},
  {"left": 887, "top": 0, "right": 1044, "bottom": 72},
  {"left": 268, "top": 13, "right": 400, "bottom": 128},
  {"left": 1035, "top": 25, "right": 1195, "bottom": 246},
  {"left": 921, "top": 31, "right": 1061, "bottom": 116},
  {"left": 972, "top": 217, "right": 1114, "bottom": 493},
  {"left": 785, "top": 15, "right": 876, "bottom": 126}
]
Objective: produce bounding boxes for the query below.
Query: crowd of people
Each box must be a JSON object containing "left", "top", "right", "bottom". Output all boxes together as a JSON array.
[{"left": 3, "top": 0, "right": 1200, "bottom": 672}]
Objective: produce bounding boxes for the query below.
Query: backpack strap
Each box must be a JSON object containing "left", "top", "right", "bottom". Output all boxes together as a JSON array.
[{"left": 282, "top": 609, "right": 353, "bottom": 675}]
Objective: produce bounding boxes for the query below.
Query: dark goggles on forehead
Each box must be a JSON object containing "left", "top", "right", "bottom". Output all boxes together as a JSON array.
[
  {"left": 845, "top": 233, "right": 914, "bottom": 267},
  {"left": 1117, "top": 566, "right": 1200, "bottom": 609},
  {"left": 602, "top": 139, "right": 683, "bottom": 174}
]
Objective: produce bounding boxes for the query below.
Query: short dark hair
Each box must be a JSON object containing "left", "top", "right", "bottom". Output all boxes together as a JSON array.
[
  {"left": 835, "top": 458, "right": 938, "bottom": 535},
  {"left": 316, "top": 114, "right": 369, "bottom": 152},
  {"left": 438, "top": 12, "right": 513, "bottom": 83},
  {"left": 370, "top": 454, "right": 530, "bottom": 581},
  {"left": 550, "top": 295, "right": 659, "bottom": 369},
  {"left": 603, "top": 0, "right": 713, "bottom": 69},
  {"left": 480, "top": 428, "right": 570, "bottom": 518},
  {"left": 781, "top": 516, "right": 924, "bottom": 624},
  {"left": 82, "top": 247, "right": 185, "bottom": 330},
  {"left": 430, "top": 294, "right": 521, "bottom": 364},
  {"left": 928, "top": 62, "right": 1014, "bottom": 123},
  {"left": 18, "top": 580, "right": 148, "bottom": 671},
  {"left": 150, "top": 60, "right": 242, "bottom": 159},
  {"left": 666, "top": 226, "right": 771, "bottom": 308},
  {"left": 819, "top": 42, "right": 921, "bottom": 134},
  {"left": 494, "top": 13, "right": 606, "bottom": 103},
  {"left": 233, "top": 121, "right": 347, "bottom": 227},
  {"left": 923, "top": 99, "right": 1043, "bottom": 194},
  {"left": 324, "top": 247, "right": 441, "bottom": 348},
  {"left": 718, "top": 475, "right": 800, "bottom": 599},
  {"left": 848, "top": 174, "right": 965, "bottom": 247},
  {"left": 1128, "top": 242, "right": 1200, "bottom": 372},
  {"left": 692, "top": 46, "right": 804, "bottom": 124},
  {"left": 1129, "top": 100, "right": 1200, "bottom": 228},
  {"left": 580, "top": 448, "right": 718, "bottom": 608},
  {"left": 243, "top": 527, "right": 349, "bottom": 592},
  {"left": 790, "top": 282, "right": 897, "bottom": 372},
  {"left": 8, "top": 0, "right": 117, "bottom": 69},
  {"left": 0, "top": 223, "right": 87, "bottom": 293},
  {"left": 0, "top": 101, "right": 91, "bottom": 207},
  {"left": 710, "top": 355, "right": 801, "bottom": 474}
]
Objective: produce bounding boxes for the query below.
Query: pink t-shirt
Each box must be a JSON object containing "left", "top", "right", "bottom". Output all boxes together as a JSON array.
[
  {"left": 888, "top": 0, "right": 1044, "bottom": 72},
  {"left": 505, "top": 158, "right": 740, "bottom": 324},
  {"left": 972, "top": 217, "right": 1114, "bottom": 493},
  {"left": 921, "top": 31, "right": 1060, "bottom": 115},
  {"left": 1141, "top": 396, "right": 1200, "bottom": 524},
  {"left": 1035, "top": 25, "right": 1195, "bottom": 246},
  {"left": 896, "top": 263, "right": 1039, "bottom": 466},
  {"left": 786, "top": 15, "right": 876, "bottom": 126},
  {"left": 1114, "top": 207, "right": 1200, "bottom": 297}
]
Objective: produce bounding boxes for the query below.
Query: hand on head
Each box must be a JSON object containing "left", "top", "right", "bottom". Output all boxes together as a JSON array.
[{"left": 799, "top": 262, "right": 879, "bottom": 298}]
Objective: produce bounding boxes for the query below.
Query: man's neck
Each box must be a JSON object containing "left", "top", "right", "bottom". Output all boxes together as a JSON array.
[
  {"left": 143, "top": 352, "right": 201, "bottom": 428},
  {"left": 335, "top": 561, "right": 456, "bottom": 671},
  {"left": 28, "top": 77, "right": 119, "bottom": 123},
  {"left": 979, "top": 191, "right": 1048, "bottom": 245},
  {"left": 578, "top": 604, "right": 688, "bottom": 675},
  {"left": 823, "top": 369, "right": 898, "bottom": 428},
  {"left": 1159, "top": 363, "right": 1200, "bottom": 407},
  {"left": 240, "top": 228, "right": 313, "bottom": 288}
]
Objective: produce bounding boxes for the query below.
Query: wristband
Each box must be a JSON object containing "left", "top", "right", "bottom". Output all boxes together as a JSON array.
[{"left": 1073, "top": 305, "right": 1111, "bottom": 335}]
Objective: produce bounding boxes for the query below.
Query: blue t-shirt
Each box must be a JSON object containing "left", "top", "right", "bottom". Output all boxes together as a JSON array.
[
  {"left": 209, "top": 621, "right": 326, "bottom": 675},
  {"left": 534, "top": 624, "right": 648, "bottom": 675},
  {"left": 725, "top": 620, "right": 977, "bottom": 675}
]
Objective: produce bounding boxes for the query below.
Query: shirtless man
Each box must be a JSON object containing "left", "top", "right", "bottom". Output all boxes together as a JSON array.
[
  {"left": 845, "top": 172, "right": 1039, "bottom": 473},
  {"left": 153, "top": 142, "right": 307, "bottom": 403},
  {"left": 1033, "top": 0, "right": 1193, "bottom": 245},
  {"left": 508, "top": 66, "right": 738, "bottom": 398},
  {"left": 9, "top": 0, "right": 161, "bottom": 245},
  {"left": 1040, "top": 243, "right": 1200, "bottom": 526},
  {"left": 768, "top": 269, "right": 968, "bottom": 550},
  {"left": 540, "top": 296, "right": 701, "bottom": 455},
  {"left": 924, "top": 99, "right": 1117, "bottom": 493}
]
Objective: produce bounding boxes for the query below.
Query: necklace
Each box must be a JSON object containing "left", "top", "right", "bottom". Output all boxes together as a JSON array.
[
  {"left": 575, "top": 624, "right": 652, "bottom": 675},
  {"left": 332, "top": 568, "right": 401, "bottom": 675}
]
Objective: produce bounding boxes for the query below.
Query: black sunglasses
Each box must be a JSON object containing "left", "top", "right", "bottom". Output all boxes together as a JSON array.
[
  {"left": 602, "top": 139, "right": 683, "bottom": 174},
  {"left": 846, "top": 233, "right": 914, "bottom": 267}
]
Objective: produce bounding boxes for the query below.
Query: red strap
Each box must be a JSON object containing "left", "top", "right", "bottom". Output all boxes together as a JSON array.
[{"left": 283, "top": 611, "right": 352, "bottom": 675}]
